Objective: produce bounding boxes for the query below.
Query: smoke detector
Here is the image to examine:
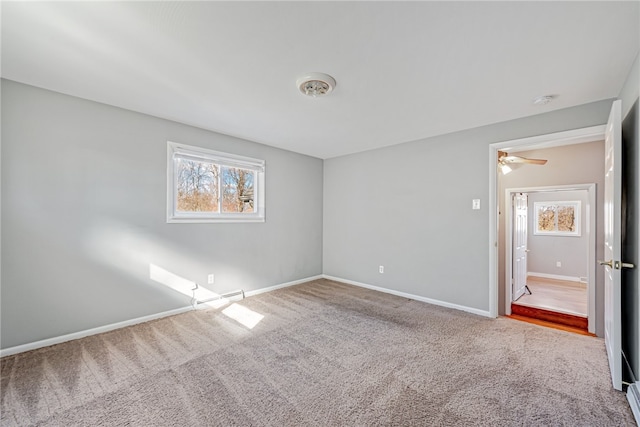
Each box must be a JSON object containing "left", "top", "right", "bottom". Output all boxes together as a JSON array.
[
  {"left": 532, "top": 95, "right": 555, "bottom": 106},
  {"left": 297, "top": 73, "right": 336, "bottom": 97}
]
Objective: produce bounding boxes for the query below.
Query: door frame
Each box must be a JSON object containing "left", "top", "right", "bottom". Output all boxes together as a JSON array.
[
  {"left": 488, "top": 125, "right": 606, "bottom": 320},
  {"left": 504, "top": 184, "right": 597, "bottom": 334}
]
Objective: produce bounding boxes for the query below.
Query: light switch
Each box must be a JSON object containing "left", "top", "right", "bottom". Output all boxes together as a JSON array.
[{"left": 472, "top": 199, "right": 481, "bottom": 210}]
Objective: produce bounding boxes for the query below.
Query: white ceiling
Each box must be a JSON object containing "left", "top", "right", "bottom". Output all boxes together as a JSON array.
[{"left": 2, "top": 2, "right": 638, "bottom": 159}]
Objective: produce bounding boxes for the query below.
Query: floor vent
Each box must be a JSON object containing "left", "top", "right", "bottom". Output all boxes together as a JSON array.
[{"left": 195, "top": 289, "right": 245, "bottom": 306}]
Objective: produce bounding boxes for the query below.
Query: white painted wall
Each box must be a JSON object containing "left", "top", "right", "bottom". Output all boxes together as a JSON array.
[
  {"left": 620, "top": 52, "right": 639, "bottom": 120},
  {"left": 0, "top": 79, "right": 324, "bottom": 349},
  {"left": 324, "top": 100, "right": 613, "bottom": 315},
  {"left": 527, "top": 190, "right": 589, "bottom": 279}
]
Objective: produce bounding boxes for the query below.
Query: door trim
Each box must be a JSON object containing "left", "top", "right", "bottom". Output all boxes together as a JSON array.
[
  {"left": 504, "top": 184, "right": 597, "bottom": 334},
  {"left": 488, "top": 125, "right": 605, "bottom": 319}
]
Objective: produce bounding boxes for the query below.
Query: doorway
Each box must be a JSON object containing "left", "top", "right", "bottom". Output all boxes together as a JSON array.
[
  {"left": 505, "top": 186, "right": 596, "bottom": 333},
  {"left": 488, "top": 125, "right": 606, "bottom": 335}
]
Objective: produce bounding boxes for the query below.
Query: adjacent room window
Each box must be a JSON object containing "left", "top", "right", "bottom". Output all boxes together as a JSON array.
[
  {"left": 167, "top": 141, "right": 265, "bottom": 223},
  {"left": 533, "top": 201, "right": 580, "bottom": 236}
]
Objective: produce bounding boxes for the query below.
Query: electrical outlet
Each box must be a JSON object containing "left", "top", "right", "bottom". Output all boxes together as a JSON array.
[
  {"left": 556, "top": 262, "right": 561, "bottom": 268},
  {"left": 379, "top": 266, "right": 384, "bottom": 274},
  {"left": 472, "top": 199, "right": 481, "bottom": 210},
  {"left": 208, "top": 274, "right": 215, "bottom": 284}
]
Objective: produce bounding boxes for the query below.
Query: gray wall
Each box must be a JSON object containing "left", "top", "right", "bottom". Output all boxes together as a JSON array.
[
  {"left": 324, "top": 100, "right": 613, "bottom": 314},
  {"left": 3, "top": 52, "right": 636, "bottom": 352},
  {"left": 527, "top": 190, "right": 589, "bottom": 279},
  {"left": 498, "top": 142, "right": 604, "bottom": 335},
  {"left": 1, "top": 79, "right": 324, "bottom": 349},
  {"left": 621, "top": 52, "right": 639, "bottom": 120}
]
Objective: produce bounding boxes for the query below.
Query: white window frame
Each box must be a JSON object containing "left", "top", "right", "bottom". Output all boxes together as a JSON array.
[
  {"left": 533, "top": 200, "right": 581, "bottom": 236},
  {"left": 167, "top": 141, "right": 265, "bottom": 223}
]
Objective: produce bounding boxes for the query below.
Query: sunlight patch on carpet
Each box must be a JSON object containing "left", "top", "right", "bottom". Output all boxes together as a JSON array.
[{"left": 222, "top": 303, "right": 264, "bottom": 329}]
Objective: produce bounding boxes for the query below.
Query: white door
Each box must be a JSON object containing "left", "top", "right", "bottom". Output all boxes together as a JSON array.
[
  {"left": 603, "top": 99, "right": 623, "bottom": 390},
  {"left": 512, "top": 193, "right": 528, "bottom": 301}
]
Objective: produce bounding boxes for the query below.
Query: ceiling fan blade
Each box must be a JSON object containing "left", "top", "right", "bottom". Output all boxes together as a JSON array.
[
  {"left": 519, "top": 158, "right": 547, "bottom": 165},
  {"left": 501, "top": 155, "right": 547, "bottom": 165}
]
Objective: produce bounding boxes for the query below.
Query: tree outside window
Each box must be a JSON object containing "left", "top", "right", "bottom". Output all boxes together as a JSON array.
[{"left": 168, "top": 142, "right": 265, "bottom": 223}]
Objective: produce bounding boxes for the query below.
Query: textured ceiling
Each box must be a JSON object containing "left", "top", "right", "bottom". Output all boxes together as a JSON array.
[{"left": 2, "top": 1, "right": 638, "bottom": 159}]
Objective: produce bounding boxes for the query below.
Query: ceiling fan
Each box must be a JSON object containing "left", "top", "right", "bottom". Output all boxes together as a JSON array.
[{"left": 498, "top": 150, "right": 547, "bottom": 174}]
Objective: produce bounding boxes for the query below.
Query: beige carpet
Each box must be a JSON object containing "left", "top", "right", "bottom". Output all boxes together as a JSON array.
[{"left": 0, "top": 279, "right": 635, "bottom": 426}]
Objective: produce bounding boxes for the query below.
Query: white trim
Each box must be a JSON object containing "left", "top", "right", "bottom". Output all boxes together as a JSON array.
[
  {"left": 489, "top": 145, "right": 499, "bottom": 317},
  {"left": 0, "top": 274, "right": 322, "bottom": 357},
  {"left": 166, "top": 141, "right": 266, "bottom": 223},
  {"left": 491, "top": 125, "right": 606, "bottom": 153},
  {"left": 244, "top": 275, "right": 324, "bottom": 297},
  {"left": 533, "top": 200, "right": 582, "bottom": 237},
  {"left": 503, "top": 184, "right": 597, "bottom": 333},
  {"left": 0, "top": 305, "right": 193, "bottom": 358},
  {"left": 323, "top": 275, "right": 492, "bottom": 318},
  {"left": 628, "top": 382, "right": 640, "bottom": 425},
  {"left": 527, "top": 272, "right": 582, "bottom": 282},
  {"left": 489, "top": 126, "right": 605, "bottom": 326}
]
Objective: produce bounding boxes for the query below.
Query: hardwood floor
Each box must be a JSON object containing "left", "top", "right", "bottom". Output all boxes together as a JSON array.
[
  {"left": 506, "top": 313, "right": 595, "bottom": 336},
  {"left": 511, "top": 276, "right": 589, "bottom": 334},
  {"left": 514, "top": 276, "right": 587, "bottom": 317},
  {"left": 511, "top": 303, "right": 588, "bottom": 330}
]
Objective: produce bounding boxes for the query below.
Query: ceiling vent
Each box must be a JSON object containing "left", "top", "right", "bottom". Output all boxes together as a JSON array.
[{"left": 297, "top": 73, "right": 336, "bottom": 97}]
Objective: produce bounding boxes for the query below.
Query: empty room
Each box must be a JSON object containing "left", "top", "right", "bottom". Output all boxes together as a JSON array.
[{"left": 1, "top": 2, "right": 639, "bottom": 426}]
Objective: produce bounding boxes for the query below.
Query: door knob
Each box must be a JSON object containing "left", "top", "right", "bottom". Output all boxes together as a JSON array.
[{"left": 598, "top": 260, "right": 635, "bottom": 269}]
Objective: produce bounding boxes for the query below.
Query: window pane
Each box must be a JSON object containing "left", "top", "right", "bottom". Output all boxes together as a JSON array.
[
  {"left": 557, "top": 206, "right": 575, "bottom": 232},
  {"left": 537, "top": 206, "right": 556, "bottom": 232},
  {"left": 221, "top": 167, "right": 255, "bottom": 213},
  {"left": 168, "top": 141, "right": 265, "bottom": 223},
  {"left": 175, "top": 158, "right": 219, "bottom": 212}
]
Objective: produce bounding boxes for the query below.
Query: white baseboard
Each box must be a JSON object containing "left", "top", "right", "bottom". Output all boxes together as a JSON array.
[
  {"left": 527, "top": 272, "right": 582, "bottom": 282},
  {"left": 322, "top": 275, "right": 492, "bottom": 318},
  {"left": 0, "top": 274, "right": 323, "bottom": 358},
  {"left": 244, "top": 275, "right": 323, "bottom": 297},
  {"left": 627, "top": 382, "right": 640, "bottom": 424},
  {"left": 0, "top": 305, "right": 193, "bottom": 358}
]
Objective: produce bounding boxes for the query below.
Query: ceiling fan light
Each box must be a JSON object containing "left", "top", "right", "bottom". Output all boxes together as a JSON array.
[{"left": 500, "top": 163, "right": 512, "bottom": 175}]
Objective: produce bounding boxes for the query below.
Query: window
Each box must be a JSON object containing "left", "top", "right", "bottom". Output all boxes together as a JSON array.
[
  {"left": 167, "top": 142, "right": 265, "bottom": 223},
  {"left": 533, "top": 201, "right": 580, "bottom": 236}
]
